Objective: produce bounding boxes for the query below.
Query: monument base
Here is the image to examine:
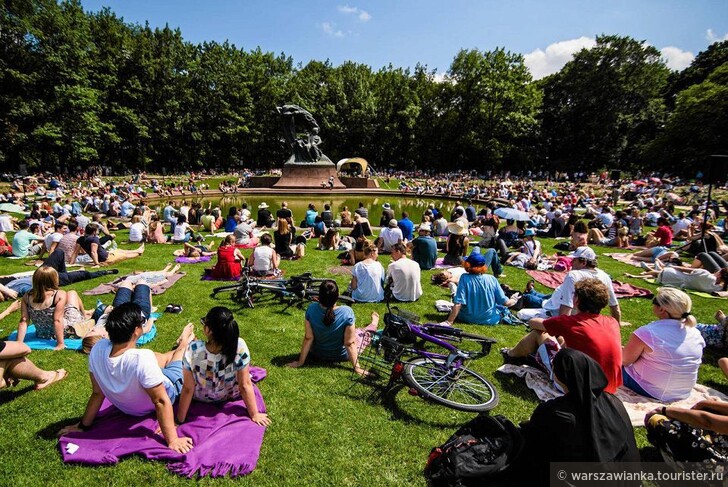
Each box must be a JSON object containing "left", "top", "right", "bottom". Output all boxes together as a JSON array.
[{"left": 272, "top": 162, "right": 346, "bottom": 189}]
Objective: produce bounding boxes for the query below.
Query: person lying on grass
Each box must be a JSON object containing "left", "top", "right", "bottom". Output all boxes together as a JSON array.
[
  {"left": 59, "top": 305, "right": 196, "bottom": 454},
  {"left": 0, "top": 340, "right": 67, "bottom": 391},
  {"left": 175, "top": 306, "right": 270, "bottom": 426}
]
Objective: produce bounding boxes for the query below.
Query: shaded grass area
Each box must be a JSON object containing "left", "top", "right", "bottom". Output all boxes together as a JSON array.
[{"left": 0, "top": 231, "right": 727, "bottom": 486}]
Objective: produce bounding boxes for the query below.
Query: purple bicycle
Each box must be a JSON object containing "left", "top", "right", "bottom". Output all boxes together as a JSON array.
[{"left": 356, "top": 306, "right": 499, "bottom": 412}]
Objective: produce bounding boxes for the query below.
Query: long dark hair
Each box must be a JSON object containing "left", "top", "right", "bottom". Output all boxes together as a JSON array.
[
  {"left": 319, "top": 280, "right": 339, "bottom": 326},
  {"left": 204, "top": 306, "right": 239, "bottom": 364}
]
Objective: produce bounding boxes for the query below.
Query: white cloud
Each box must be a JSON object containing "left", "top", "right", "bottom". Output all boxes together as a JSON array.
[
  {"left": 322, "top": 22, "right": 344, "bottom": 38},
  {"left": 337, "top": 5, "right": 371, "bottom": 22},
  {"left": 524, "top": 37, "right": 596, "bottom": 80},
  {"left": 660, "top": 46, "right": 694, "bottom": 71},
  {"left": 706, "top": 29, "right": 728, "bottom": 43}
]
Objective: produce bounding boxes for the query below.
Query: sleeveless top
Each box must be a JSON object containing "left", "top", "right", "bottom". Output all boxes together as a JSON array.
[
  {"left": 212, "top": 245, "right": 241, "bottom": 279},
  {"left": 25, "top": 291, "right": 78, "bottom": 339}
]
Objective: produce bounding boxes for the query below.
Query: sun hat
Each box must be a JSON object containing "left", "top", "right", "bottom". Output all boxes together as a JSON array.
[
  {"left": 447, "top": 220, "right": 469, "bottom": 236},
  {"left": 418, "top": 223, "right": 432, "bottom": 232},
  {"left": 258, "top": 202, "right": 269, "bottom": 209},
  {"left": 523, "top": 229, "right": 536, "bottom": 238},
  {"left": 388, "top": 218, "right": 398, "bottom": 228},
  {"left": 382, "top": 203, "right": 391, "bottom": 209},
  {"left": 572, "top": 246, "right": 597, "bottom": 261}
]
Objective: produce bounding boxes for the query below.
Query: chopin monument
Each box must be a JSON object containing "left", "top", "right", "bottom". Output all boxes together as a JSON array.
[{"left": 272, "top": 104, "right": 346, "bottom": 188}]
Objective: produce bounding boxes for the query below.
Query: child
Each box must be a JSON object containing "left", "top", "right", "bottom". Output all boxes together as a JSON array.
[{"left": 175, "top": 306, "right": 270, "bottom": 426}]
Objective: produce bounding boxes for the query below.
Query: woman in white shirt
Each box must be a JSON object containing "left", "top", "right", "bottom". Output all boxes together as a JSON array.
[
  {"left": 622, "top": 287, "right": 705, "bottom": 401},
  {"left": 172, "top": 215, "right": 192, "bottom": 244},
  {"left": 248, "top": 233, "right": 280, "bottom": 276},
  {"left": 349, "top": 242, "right": 385, "bottom": 302},
  {"left": 128, "top": 215, "right": 147, "bottom": 243}
]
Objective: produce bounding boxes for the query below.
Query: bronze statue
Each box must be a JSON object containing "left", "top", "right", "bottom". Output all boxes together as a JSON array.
[{"left": 277, "top": 105, "right": 332, "bottom": 164}]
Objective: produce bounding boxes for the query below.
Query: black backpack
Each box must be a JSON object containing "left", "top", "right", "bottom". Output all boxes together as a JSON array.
[{"left": 424, "top": 414, "right": 523, "bottom": 487}]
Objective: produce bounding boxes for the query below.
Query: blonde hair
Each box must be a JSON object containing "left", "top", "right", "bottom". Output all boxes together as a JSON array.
[
  {"left": 277, "top": 218, "right": 290, "bottom": 235},
  {"left": 82, "top": 334, "right": 103, "bottom": 354},
  {"left": 655, "top": 287, "right": 697, "bottom": 327},
  {"left": 31, "top": 266, "right": 59, "bottom": 304}
]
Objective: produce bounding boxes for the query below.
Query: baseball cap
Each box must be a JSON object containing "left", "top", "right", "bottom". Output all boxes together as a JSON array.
[{"left": 572, "top": 246, "right": 597, "bottom": 261}]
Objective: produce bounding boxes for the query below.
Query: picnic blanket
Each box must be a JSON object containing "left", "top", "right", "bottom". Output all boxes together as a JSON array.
[
  {"left": 526, "top": 270, "right": 653, "bottom": 299},
  {"left": 606, "top": 252, "right": 648, "bottom": 269},
  {"left": 434, "top": 258, "right": 458, "bottom": 269},
  {"left": 497, "top": 364, "right": 728, "bottom": 426},
  {"left": 83, "top": 272, "right": 186, "bottom": 296},
  {"left": 7, "top": 317, "right": 159, "bottom": 351},
  {"left": 327, "top": 266, "right": 353, "bottom": 276},
  {"left": 175, "top": 255, "right": 212, "bottom": 264},
  {"left": 59, "top": 367, "right": 268, "bottom": 478}
]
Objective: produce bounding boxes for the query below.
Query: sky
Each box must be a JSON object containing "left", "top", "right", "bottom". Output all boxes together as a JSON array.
[{"left": 80, "top": 0, "right": 728, "bottom": 79}]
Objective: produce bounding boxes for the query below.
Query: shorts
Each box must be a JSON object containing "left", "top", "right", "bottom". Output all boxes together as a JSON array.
[
  {"left": 162, "top": 360, "right": 184, "bottom": 403},
  {"left": 27, "top": 243, "right": 44, "bottom": 257},
  {"left": 75, "top": 254, "right": 93, "bottom": 264},
  {"left": 652, "top": 246, "right": 668, "bottom": 261}
]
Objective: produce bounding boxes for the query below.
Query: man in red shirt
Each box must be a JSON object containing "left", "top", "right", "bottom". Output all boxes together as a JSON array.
[
  {"left": 651, "top": 217, "right": 673, "bottom": 247},
  {"left": 502, "top": 278, "right": 623, "bottom": 393}
]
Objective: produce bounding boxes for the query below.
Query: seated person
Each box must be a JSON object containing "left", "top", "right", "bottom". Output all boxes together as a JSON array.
[
  {"left": 247, "top": 233, "right": 280, "bottom": 277},
  {"left": 17, "top": 267, "right": 94, "bottom": 350},
  {"left": 410, "top": 223, "right": 438, "bottom": 270},
  {"left": 287, "top": 280, "right": 377, "bottom": 375},
  {"left": 210, "top": 235, "right": 244, "bottom": 279},
  {"left": 342, "top": 236, "right": 369, "bottom": 266},
  {"left": 348, "top": 213, "right": 372, "bottom": 240},
  {"left": 234, "top": 219, "right": 258, "bottom": 248},
  {"left": 349, "top": 241, "right": 385, "bottom": 302},
  {"left": 515, "top": 349, "right": 639, "bottom": 483},
  {"left": 503, "top": 278, "right": 622, "bottom": 393},
  {"left": 274, "top": 218, "right": 295, "bottom": 260},
  {"left": 386, "top": 243, "right": 422, "bottom": 302},
  {"left": 59, "top": 306, "right": 196, "bottom": 454},
  {"left": 622, "top": 288, "right": 704, "bottom": 401},
  {"left": 0, "top": 340, "right": 68, "bottom": 391},
  {"left": 378, "top": 219, "right": 403, "bottom": 254},
  {"left": 175, "top": 306, "right": 270, "bottom": 426},
  {"left": 128, "top": 215, "right": 147, "bottom": 243},
  {"left": 442, "top": 252, "right": 517, "bottom": 326},
  {"left": 171, "top": 214, "right": 194, "bottom": 244},
  {"left": 318, "top": 227, "right": 340, "bottom": 251},
  {"left": 146, "top": 215, "right": 167, "bottom": 244},
  {"left": 81, "top": 277, "right": 158, "bottom": 353},
  {"left": 443, "top": 221, "right": 470, "bottom": 266}
]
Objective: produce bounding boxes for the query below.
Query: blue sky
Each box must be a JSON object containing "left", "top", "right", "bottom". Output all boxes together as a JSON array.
[{"left": 81, "top": 0, "right": 728, "bottom": 78}]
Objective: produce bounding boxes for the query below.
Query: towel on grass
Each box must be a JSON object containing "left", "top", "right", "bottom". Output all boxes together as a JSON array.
[
  {"left": 59, "top": 367, "right": 268, "bottom": 478},
  {"left": 433, "top": 258, "right": 458, "bottom": 269},
  {"left": 526, "top": 270, "right": 653, "bottom": 298},
  {"left": 83, "top": 272, "right": 186, "bottom": 296},
  {"left": 497, "top": 364, "right": 728, "bottom": 427},
  {"left": 7, "top": 317, "right": 158, "bottom": 351},
  {"left": 606, "top": 252, "right": 649, "bottom": 269},
  {"left": 175, "top": 255, "right": 212, "bottom": 264}
]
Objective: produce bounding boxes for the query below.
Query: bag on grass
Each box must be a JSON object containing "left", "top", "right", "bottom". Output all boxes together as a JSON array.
[{"left": 424, "top": 414, "right": 523, "bottom": 487}]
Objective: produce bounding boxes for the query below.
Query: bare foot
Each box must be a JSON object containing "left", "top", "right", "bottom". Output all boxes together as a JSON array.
[
  {"left": 35, "top": 369, "right": 68, "bottom": 390},
  {"left": 178, "top": 323, "right": 195, "bottom": 348},
  {"left": 370, "top": 311, "right": 380, "bottom": 327},
  {"left": 716, "top": 310, "right": 726, "bottom": 325}
]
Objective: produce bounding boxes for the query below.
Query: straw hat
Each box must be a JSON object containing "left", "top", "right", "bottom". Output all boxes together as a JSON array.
[
  {"left": 447, "top": 220, "right": 468, "bottom": 236},
  {"left": 258, "top": 202, "right": 269, "bottom": 209}
]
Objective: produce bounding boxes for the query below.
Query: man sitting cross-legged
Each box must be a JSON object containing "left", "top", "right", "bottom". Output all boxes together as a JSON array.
[
  {"left": 59, "top": 305, "right": 195, "bottom": 453},
  {"left": 502, "top": 278, "right": 623, "bottom": 393}
]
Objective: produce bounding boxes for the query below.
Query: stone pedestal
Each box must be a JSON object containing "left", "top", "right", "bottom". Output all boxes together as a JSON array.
[{"left": 272, "top": 162, "right": 346, "bottom": 189}]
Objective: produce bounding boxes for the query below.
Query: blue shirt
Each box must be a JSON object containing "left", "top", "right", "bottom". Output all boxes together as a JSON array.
[
  {"left": 224, "top": 217, "right": 238, "bottom": 233},
  {"left": 305, "top": 303, "right": 355, "bottom": 361},
  {"left": 120, "top": 201, "right": 135, "bottom": 217},
  {"left": 453, "top": 273, "right": 507, "bottom": 325},
  {"left": 397, "top": 218, "right": 414, "bottom": 241},
  {"left": 305, "top": 209, "right": 318, "bottom": 227},
  {"left": 163, "top": 205, "right": 176, "bottom": 222}
]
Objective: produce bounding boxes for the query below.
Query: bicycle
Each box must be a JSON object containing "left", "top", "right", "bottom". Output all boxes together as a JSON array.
[
  {"left": 210, "top": 267, "right": 355, "bottom": 309},
  {"left": 355, "top": 304, "right": 499, "bottom": 412}
]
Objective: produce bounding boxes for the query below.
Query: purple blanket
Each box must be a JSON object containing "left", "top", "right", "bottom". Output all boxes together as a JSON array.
[
  {"left": 175, "top": 255, "right": 212, "bottom": 264},
  {"left": 59, "top": 367, "right": 268, "bottom": 478}
]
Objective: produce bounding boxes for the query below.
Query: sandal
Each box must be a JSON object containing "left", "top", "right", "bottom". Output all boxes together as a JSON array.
[
  {"left": 35, "top": 369, "right": 68, "bottom": 390},
  {"left": 165, "top": 304, "right": 183, "bottom": 314}
]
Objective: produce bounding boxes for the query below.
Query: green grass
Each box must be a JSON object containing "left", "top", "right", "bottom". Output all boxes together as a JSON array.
[{"left": 1, "top": 230, "right": 727, "bottom": 486}]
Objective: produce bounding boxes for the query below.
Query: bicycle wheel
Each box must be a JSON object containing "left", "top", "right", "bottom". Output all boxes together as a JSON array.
[
  {"left": 211, "top": 283, "right": 244, "bottom": 296},
  {"left": 402, "top": 357, "right": 499, "bottom": 412}
]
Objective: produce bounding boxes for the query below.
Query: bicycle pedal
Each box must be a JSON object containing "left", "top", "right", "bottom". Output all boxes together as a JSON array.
[{"left": 408, "top": 388, "right": 419, "bottom": 396}]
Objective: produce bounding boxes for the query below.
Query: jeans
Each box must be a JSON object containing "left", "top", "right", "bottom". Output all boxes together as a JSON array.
[
  {"left": 113, "top": 284, "right": 152, "bottom": 318},
  {"left": 521, "top": 290, "right": 551, "bottom": 308},
  {"left": 43, "top": 249, "right": 109, "bottom": 286},
  {"left": 622, "top": 367, "right": 655, "bottom": 399},
  {"left": 161, "top": 361, "right": 184, "bottom": 402},
  {"left": 480, "top": 248, "right": 503, "bottom": 277}
]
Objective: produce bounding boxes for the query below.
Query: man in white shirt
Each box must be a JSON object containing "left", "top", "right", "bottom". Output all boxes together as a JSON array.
[
  {"left": 386, "top": 243, "right": 422, "bottom": 302},
  {"left": 59, "top": 302, "right": 195, "bottom": 453},
  {"left": 517, "top": 246, "right": 621, "bottom": 323},
  {"left": 44, "top": 222, "right": 67, "bottom": 254},
  {"left": 378, "top": 219, "right": 403, "bottom": 253}
]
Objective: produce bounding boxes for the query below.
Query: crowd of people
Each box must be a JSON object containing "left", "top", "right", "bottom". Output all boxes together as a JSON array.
[{"left": 2, "top": 170, "right": 728, "bottom": 478}]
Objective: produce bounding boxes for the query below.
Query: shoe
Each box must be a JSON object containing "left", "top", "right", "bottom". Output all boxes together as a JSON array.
[
  {"left": 640, "top": 262, "right": 650, "bottom": 270},
  {"left": 500, "top": 347, "right": 529, "bottom": 366}
]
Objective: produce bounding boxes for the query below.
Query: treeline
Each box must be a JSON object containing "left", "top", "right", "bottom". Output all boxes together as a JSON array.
[{"left": 1, "top": 0, "right": 726, "bottom": 175}]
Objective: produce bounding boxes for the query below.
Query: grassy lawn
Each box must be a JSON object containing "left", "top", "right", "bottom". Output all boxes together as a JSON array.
[{"left": 0, "top": 228, "right": 727, "bottom": 486}]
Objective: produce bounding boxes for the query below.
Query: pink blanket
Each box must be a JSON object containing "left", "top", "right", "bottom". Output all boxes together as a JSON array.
[
  {"left": 526, "top": 270, "right": 653, "bottom": 298},
  {"left": 83, "top": 272, "right": 186, "bottom": 296},
  {"left": 59, "top": 367, "right": 267, "bottom": 478},
  {"left": 606, "top": 252, "right": 646, "bottom": 269}
]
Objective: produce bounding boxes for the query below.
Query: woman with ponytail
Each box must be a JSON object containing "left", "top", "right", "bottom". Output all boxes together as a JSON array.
[
  {"left": 288, "top": 280, "right": 375, "bottom": 375},
  {"left": 176, "top": 306, "right": 270, "bottom": 426},
  {"left": 622, "top": 288, "right": 705, "bottom": 401}
]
